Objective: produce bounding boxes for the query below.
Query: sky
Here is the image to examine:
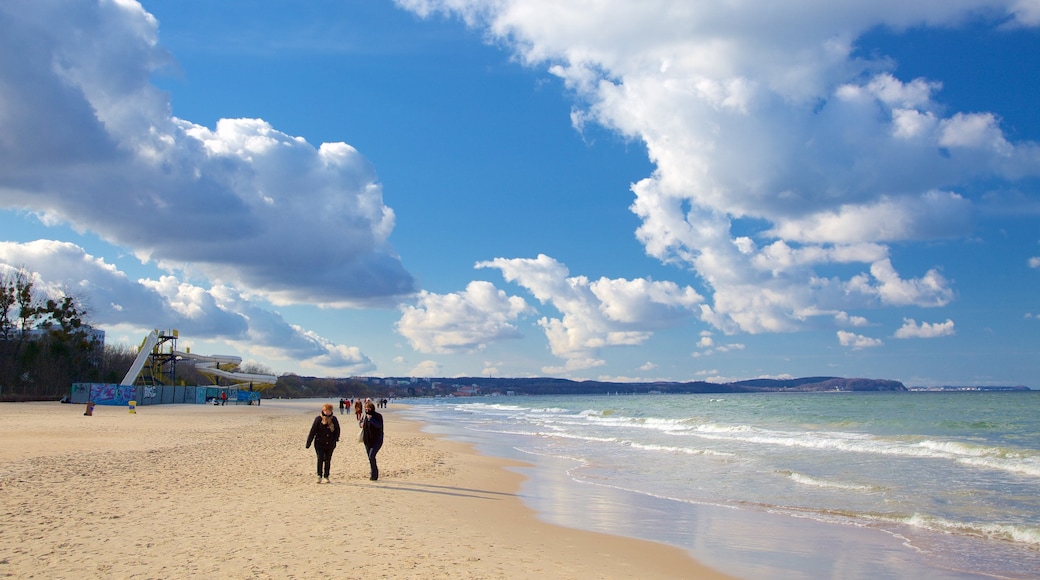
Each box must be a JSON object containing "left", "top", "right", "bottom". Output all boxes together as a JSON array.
[{"left": 1, "top": 0, "right": 1039, "bottom": 386}]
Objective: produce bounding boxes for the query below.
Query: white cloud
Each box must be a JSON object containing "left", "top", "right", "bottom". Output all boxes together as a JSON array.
[
  {"left": 842, "top": 259, "right": 953, "bottom": 309},
  {"left": 541, "top": 357, "right": 607, "bottom": 375},
  {"left": 835, "top": 311, "right": 870, "bottom": 327},
  {"left": 482, "top": 362, "right": 501, "bottom": 376},
  {"left": 0, "top": 240, "right": 374, "bottom": 375},
  {"left": 1029, "top": 256, "right": 1040, "bottom": 268},
  {"left": 862, "top": 259, "right": 954, "bottom": 307},
  {"left": 692, "top": 330, "right": 745, "bottom": 357},
  {"left": 477, "top": 254, "right": 703, "bottom": 371},
  {"left": 939, "top": 113, "right": 1012, "bottom": 154},
  {"left": 409, "top": 360, "right": 443, "bottom": 377},
  {"left": 395, "top": 281, "right": 533, "bottom": 354},
  {"left": 400, "top": 0, "right": 1039, "bottom": 340},
  {"left": 767, "top": 191, "right": 974, "bottom": 244},
  {"left": 837, "top": 330, "right": 883, "bottom": 349},
  {"left": 284, "top": 328, "right": 378, "bottom": 378},
  {"left": 894, "top": 318, "right": 955, "bottom": 339},
  {"left": 0, "top": 1, "right": 414, "bottom": 308},
  {"left": 1012, "top": 0, "right": 1040, "bottom": 25},
  {"left": 716, "top": 343, "right": 746, "bottom": 353}
]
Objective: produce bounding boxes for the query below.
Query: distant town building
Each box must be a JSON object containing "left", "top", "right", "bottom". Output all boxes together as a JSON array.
[{"left": 453, "top": 385, "right": 481, "bottom": 397}]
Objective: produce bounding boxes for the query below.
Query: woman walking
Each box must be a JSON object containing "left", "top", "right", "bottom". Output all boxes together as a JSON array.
[
  {"left": 360, "top": 401, "right": 384, "bottom": 481},
  {"left": 306, "top": 403, "right": 340, "bottom": 483}
]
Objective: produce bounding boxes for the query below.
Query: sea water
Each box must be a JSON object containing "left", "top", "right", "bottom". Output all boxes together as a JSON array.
[{"left": 402, "top": 391, "right": 1040, "bottom": 579}]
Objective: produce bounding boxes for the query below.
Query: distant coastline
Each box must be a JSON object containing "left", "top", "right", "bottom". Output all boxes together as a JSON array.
[
  {"left": 272, "top": 374, "right": 1034, "bottom": 399},
  {"left": 905, "top": 385, "right": 1032, "bottom": 392},
  {"left": 355, "top": 375, "right": 912, "bottom": 397}
]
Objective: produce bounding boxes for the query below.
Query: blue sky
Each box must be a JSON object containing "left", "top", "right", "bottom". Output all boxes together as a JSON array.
[{"left": 1, "top": 0, "right": 1038, "bottom": 386}]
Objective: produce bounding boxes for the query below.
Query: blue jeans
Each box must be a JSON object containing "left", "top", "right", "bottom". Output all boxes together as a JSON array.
[{"left": 365, "top": 442, "right": 382, "bottom": 480}]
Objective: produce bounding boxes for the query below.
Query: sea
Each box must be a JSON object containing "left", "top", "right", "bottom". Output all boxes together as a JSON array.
[{"left": 401, "top": 391, "right": 1040, "bottom": 579}]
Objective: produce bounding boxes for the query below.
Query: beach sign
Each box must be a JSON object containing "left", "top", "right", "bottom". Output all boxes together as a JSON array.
[{"left": 128, "top": 400, "right": 136, "bottom": 414}]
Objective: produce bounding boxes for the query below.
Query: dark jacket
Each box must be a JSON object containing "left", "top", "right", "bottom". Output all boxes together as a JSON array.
[
  {"left": 361, "top": 410, "right": 384, "bottom": 448},
  {"left": 306, "top": 414, "right": 340, "bottom": 449}
]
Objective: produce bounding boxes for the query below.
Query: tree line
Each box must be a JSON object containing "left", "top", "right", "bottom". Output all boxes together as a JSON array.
[
  {"left": 0, "top": 266, "right": 376, "bottom": 402},
  {"left": 266, "top": 374, "right": 378, "bottom": 400},
  {"left": 0, "top": 267, "right": 137, "bottom": 401}
]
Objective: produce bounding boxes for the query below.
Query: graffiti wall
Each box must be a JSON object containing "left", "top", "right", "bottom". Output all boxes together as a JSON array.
[
  {"left": 69, "top": 384, "right": 231, "bottom": 406},
  {"left": 68, "top": 383, "right": 137, "bottom": 406}
]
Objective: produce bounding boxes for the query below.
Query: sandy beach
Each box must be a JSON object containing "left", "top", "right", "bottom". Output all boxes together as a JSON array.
[{"left": 0, "top": 400, "right": 731, "bottom": 579}]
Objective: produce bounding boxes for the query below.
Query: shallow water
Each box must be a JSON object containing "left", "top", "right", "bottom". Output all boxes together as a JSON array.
[{"left": 403, "top": 391, "right": 1040, "bottom": 579}]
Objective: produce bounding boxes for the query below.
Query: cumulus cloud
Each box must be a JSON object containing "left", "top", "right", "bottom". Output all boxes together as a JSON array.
[
  {"left": 395, "top": 281, "right": 533, "bottom": 354},
  {"left": 894, "top": 318, "right": 955, "bottom": 339},
  {"left": 1030, "top": 256, "right": 1040, "bottom": 268},
  {"left": 768, "top": 191, "right": 974, "bottom": 244},
  {"left": 400, "top": 0, "right": 1040, "bottom": 338},
  {"left": 0, "top": 0, "right": 414, "bottom": 308},
  {"left": 0, "top": 240, "right": 375, "bottom": 375},
  {"left": 482, "top": 362, "right": 501, "bottom": 376},
  {"left": 837, "top": 330, "right": 883, "bottom": 349},
  {"left": 476, "top": 254, "right": 703, "bottom": 371},
  {"left": 409, "top": 360, "right": 443, "bottom": 377},
  {"left": 835, "top": 311, "right": 870, "bottom": 327},
  {"left": 692, "top": 331, "right": 745, "bottom": 357},
  {"left": 849, "top": 259, "right": 954, "bottom": 307}
]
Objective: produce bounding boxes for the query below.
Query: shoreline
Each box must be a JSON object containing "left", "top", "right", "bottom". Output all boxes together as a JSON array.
[
  {"left": 402, "top": 397, "right": 1012, "bottom": 580},
  {"left": 0, "top": 400, "right": 732, "bottom": 579}
]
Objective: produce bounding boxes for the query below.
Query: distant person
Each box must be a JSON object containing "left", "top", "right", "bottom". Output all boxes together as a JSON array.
[
  {"left": 360, "top": 401, "right": 384, "bottom": 481},
  {"left": 306, "top": 403, "right": 341, "bottom": 484},
  {"left": 220, "top": 391, "right": 227, "bottom": 406},
  {"left": 339, "top": 398, "right": 346, "bottom": 415},
  {"left": 354, "top": 399, "right": 363, "bottom": 421}
]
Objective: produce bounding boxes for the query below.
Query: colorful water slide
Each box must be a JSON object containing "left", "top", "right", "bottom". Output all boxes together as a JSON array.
[
  {"left": 171, "top": 350, "right": 277, "bottom": 387},
  {"left": 119, "top": 330, "right": 159, "bottom": 386}
]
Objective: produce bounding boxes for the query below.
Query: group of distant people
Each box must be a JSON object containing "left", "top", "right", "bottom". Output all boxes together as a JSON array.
[
  {"left": 339, "top": 397, "right": 388, "bottom": 416},
  {"left": 306, "top": 398, "right": 384, "bottom": 484}
]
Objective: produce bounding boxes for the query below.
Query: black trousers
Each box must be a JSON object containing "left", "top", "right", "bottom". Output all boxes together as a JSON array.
[{"left": 314, "top": 445, "right": 335, "bottom": 478}]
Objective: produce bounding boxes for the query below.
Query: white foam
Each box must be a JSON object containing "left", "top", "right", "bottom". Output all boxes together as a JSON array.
[{"left": 786, "top": 471, "right": 878, "bottom": 492}]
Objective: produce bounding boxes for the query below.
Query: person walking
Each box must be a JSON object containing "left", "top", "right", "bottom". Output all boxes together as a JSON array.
[
  {"left": 306, "top": 403, "right": 340, "bottom": 484},
  {"left": 354, "top": 399, "right": 363, "bottom": 421},
  {"left": 360, "top": 401, "right": 384, "bottom": 481}
]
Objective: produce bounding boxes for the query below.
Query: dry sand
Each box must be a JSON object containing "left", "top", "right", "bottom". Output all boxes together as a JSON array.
[{"left": 0, "top": 400, "right": 732, "bottom": 579}]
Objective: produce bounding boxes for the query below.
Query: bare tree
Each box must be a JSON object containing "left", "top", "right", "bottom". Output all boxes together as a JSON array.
[
  {"left": 0, "top": 269, "right": 16, "bottom": 341},
  {"left": 0, "top": 267, "right": 100, "bottom": 400}
]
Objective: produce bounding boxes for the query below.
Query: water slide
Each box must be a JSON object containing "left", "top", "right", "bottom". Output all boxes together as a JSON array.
[
  {"left": 172, "top": 350, "right": 277, "bottom": 387},
  {"left": 119, "top": 330, "right": 159, "bottom": 386},
  {"left": 119, "top": 329, "right": 277, "bottom": 387}
]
